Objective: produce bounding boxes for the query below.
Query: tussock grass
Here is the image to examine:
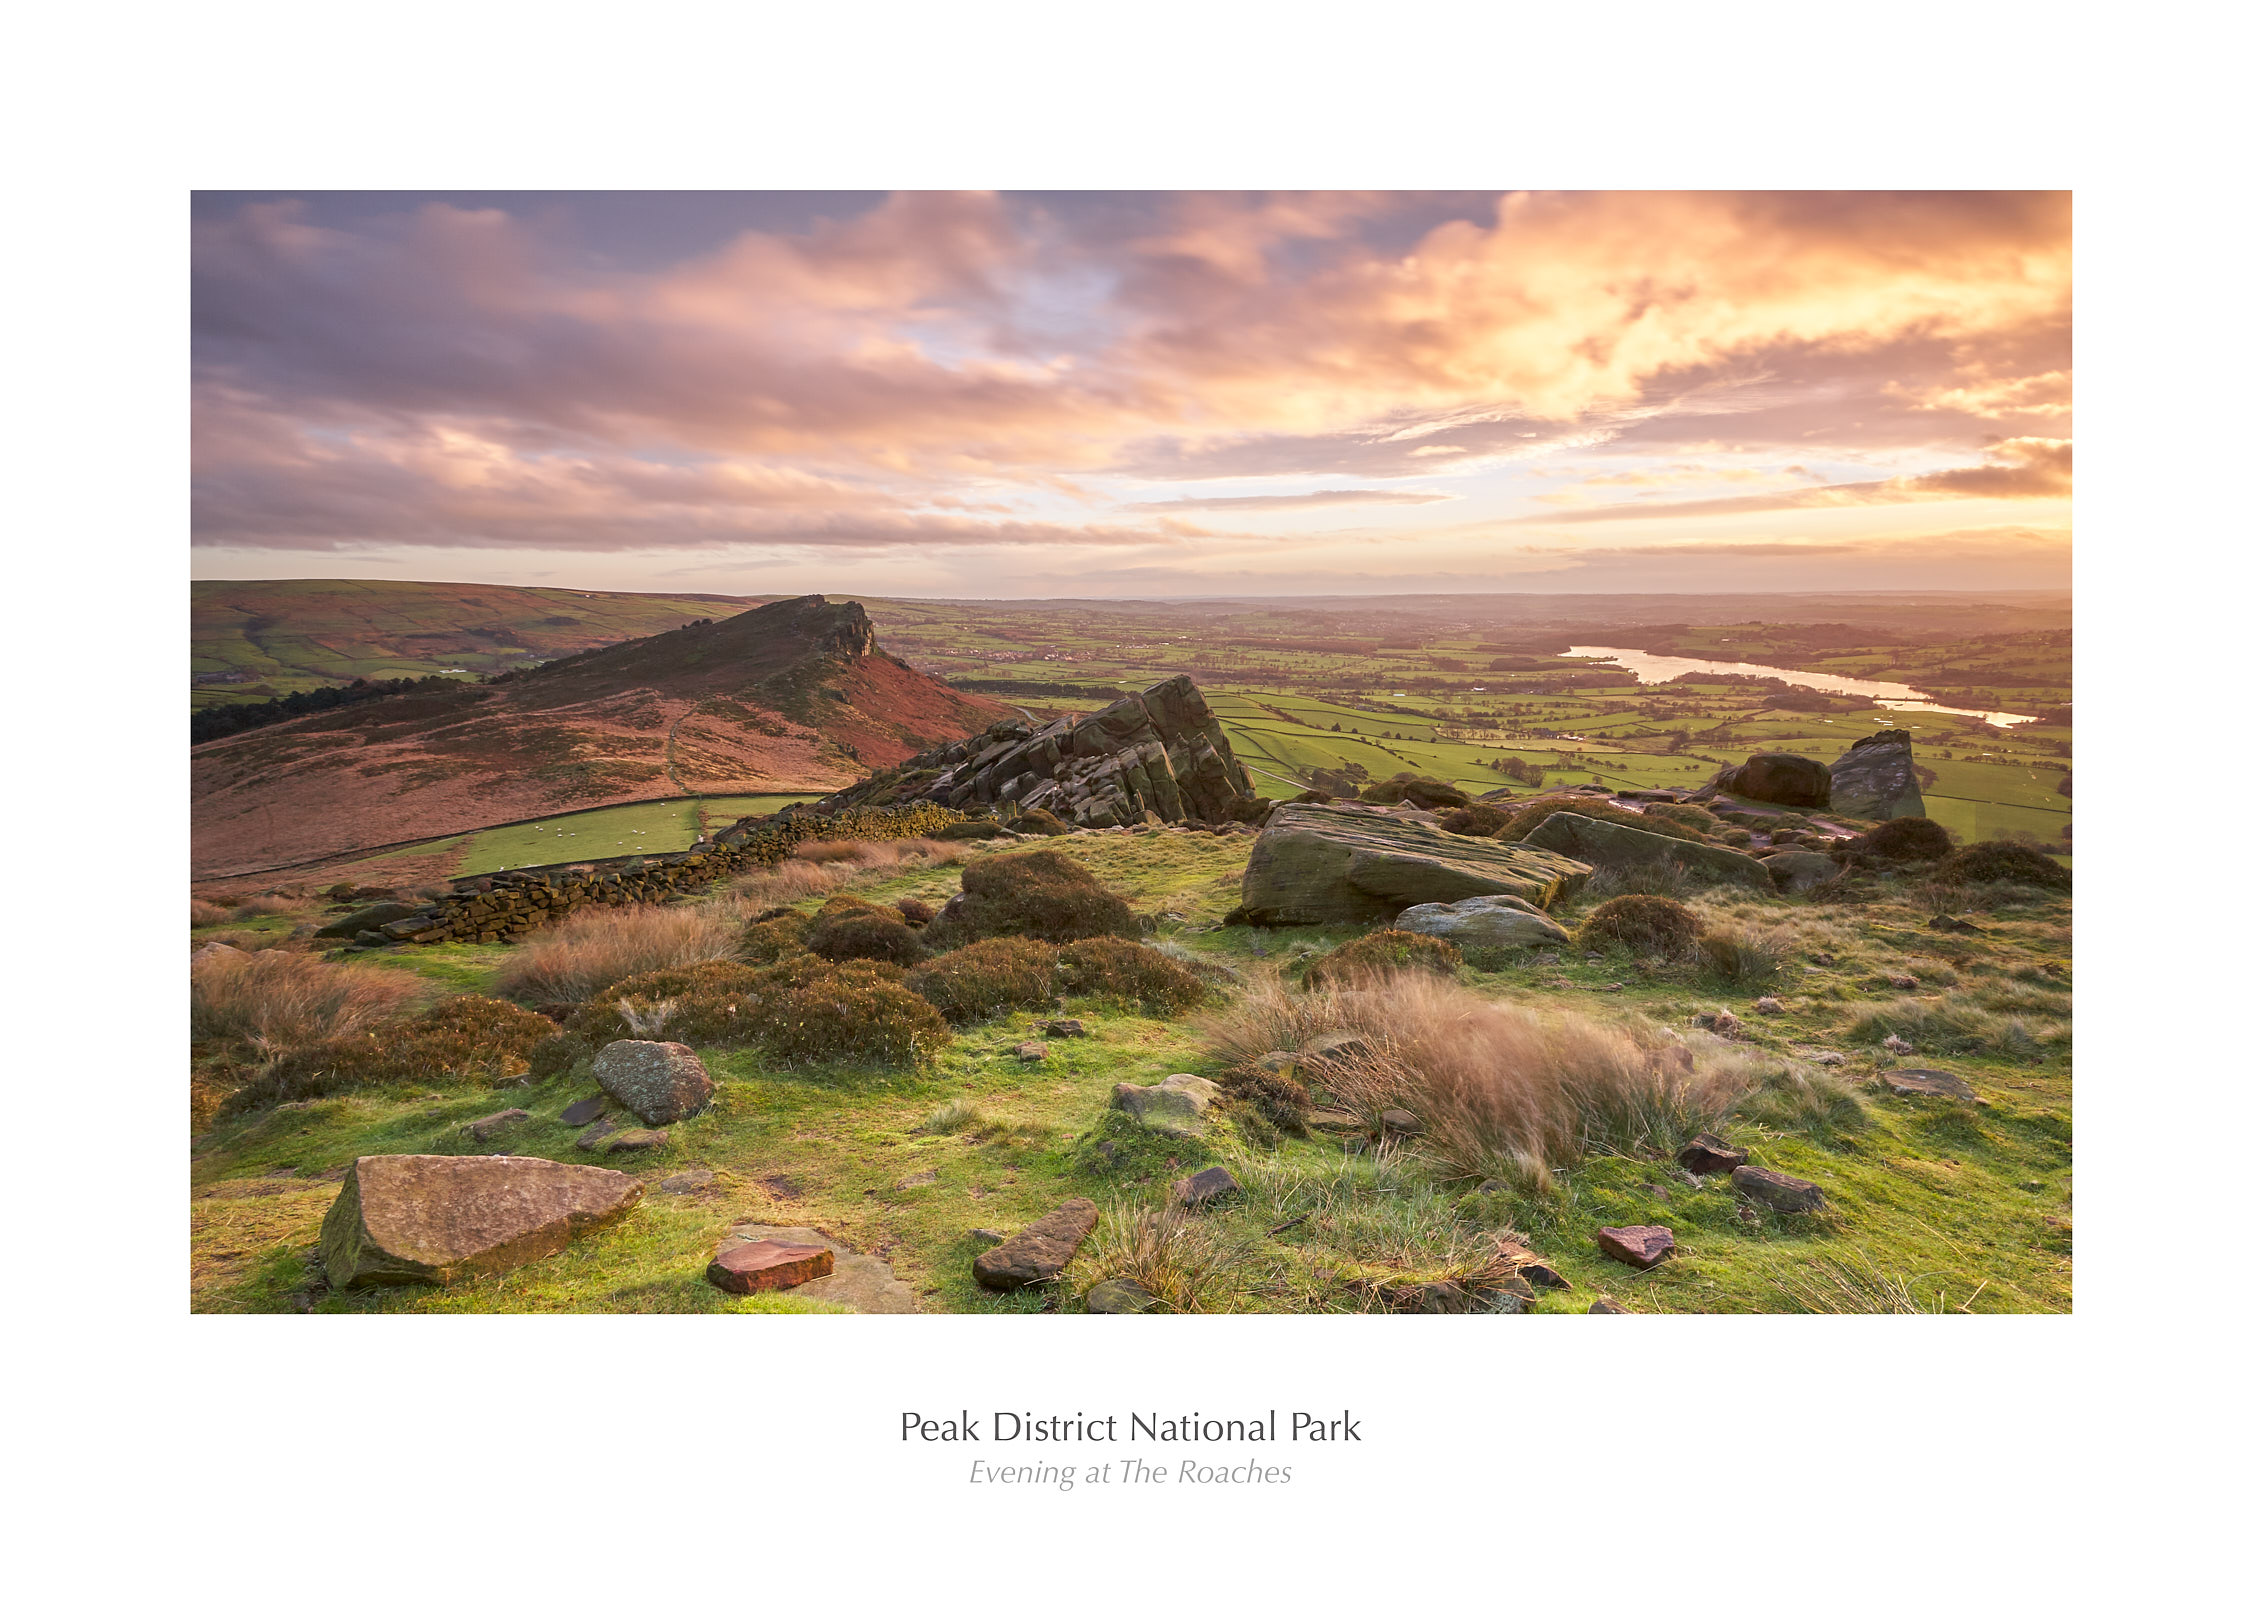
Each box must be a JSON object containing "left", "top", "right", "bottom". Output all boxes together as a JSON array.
[
  {"left": 190, "top": 949, "right": 426, "bottom": 1060},
  {"left": 1775, "top": 1246, "right": 1973, "bottom": 1314},
  {"left": 492, "top": 903, "right": 742, "bottom": 1007},
  {"left": 236, "top": 891, "right": 313, "bottom": 919},
  {"left": 190, "top": 898, "right": 232, "bottom": 927},
  {"left": 1066, "top": 1201, "right": 1255, "bottom": 1312},
  {"left": 1844, "top": 997, "right": 2069, "bottom": 1060},
  {"left": 913, "top": 1098, "right": 976, "bottom": 1135},
  {"left": 1735, "top": 1063, "right": 1871, "bottom": 1146},
  {"left": 1205, "top": 971, "right": 1745, "bottom": 1181},
  {"left": 1697, "top": 923, "right": 1792, "bottom": 985}
]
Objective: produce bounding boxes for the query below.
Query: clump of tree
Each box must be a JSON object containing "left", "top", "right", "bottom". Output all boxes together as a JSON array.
[
  {"left": 1486, "top": 754, "right": 1548, "bottom": 786},
  {"left": 190, "top": 675, "right": 476, "bottom": 744}
]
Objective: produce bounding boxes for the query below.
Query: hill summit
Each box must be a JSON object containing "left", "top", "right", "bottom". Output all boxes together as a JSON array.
[{"left": 191, "top": 596, "right": 1013, "bottom": 877}]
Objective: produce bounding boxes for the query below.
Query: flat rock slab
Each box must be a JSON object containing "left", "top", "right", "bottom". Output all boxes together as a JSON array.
[
  {"left": 1087, "top": 1277, "right": 1162, "bottom": 1314},
  {"left": 1596, "top": 1224, "right": 1676, "bottom": 1269},
  {"left": 718, "top": 1224, "right": 919, "bottom": 1312},
  {"left": 1732, "top": 1165, "right": 1827, "bottom": 1213},
  {"left": 1883, "top": 1067, "right": 1978, "bottom": 1101},
  {"left": 708, "top": 1239, "right": 834, "bottom": 1294},
  {"left": 1394, "top": 895, "right": 1570, "bottom": 948},
  {"left": 1173, "top": 1166, "right": 1239, "bottom": 1206},
  {"left": 1767, "top": 851, "right": 1842, "bottom": 893},
  {"left": 1677, "top": 1133, "right": 1748, "bottom": 1176},
  {"left": 1525, "top": 811, "right": 1775, "bottom": 894},
  {"left": 1042, "top": 1018, "right": 1088, "bottom": 1038},
  {"left": 974, "top": 1198, "right": 1100, "bottom": 1290},
  {"left": 1112, "top": 1074, "right": 1220, "bottom": 1136},
  {"left": 1589, "top": 1297, "right": 1632, "bottom": 1314},
  {"left": 657, "top": 1168, "right": 716, "bottom": 1195},
  {"left": 575, "top": 1116, "right": 617, "bottom": 1151},
  {"left": 607, "top": 1128, "right": 668, "bottom": 1154},
  {"left": 319, "top": 1154, "right": 641, "bottom": 1289},
  {"left": 559, "top": 1096, "right": 608, "bottom": 1127},
  {"left": 592, "top": 1039, "right": 713, "bottom": 1126},
  {"left": 467, "top": 1108, "right": 529, "bottom": 1143},
  {"left": 1240, "top": 803, "right": 1591, "bottom": 925}
]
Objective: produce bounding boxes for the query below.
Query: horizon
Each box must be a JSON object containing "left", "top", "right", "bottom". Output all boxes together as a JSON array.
[{"left": 192, "top": 191, "right": 2071, "bottom": 600}]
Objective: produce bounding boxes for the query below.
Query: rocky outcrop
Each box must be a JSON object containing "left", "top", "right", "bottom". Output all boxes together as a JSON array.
[
  {"left": 1240, "top": 803, "right": 1591, "bottom": 925},
  {"left": 973, "top": 1198, "right": 1100, "bottom": 1290},
  {"left": 1394, "top": 894, "right": 1570, "bottom": 948},
  {"left": 319, "top": 1154, "right": 642, "bottom": 1288},
  {"left": 1522, "top": 810, "right": 1774, "bottom": 894},
  {"left": 1113, "top": 1074, "right": 1221, "bottom": 1136},
  {"left": 1765, "top": 850, "right": 1842, "bottom": 893},
  {"left": 820, "top": 674, "right": 1263, "bottom": 830},
  {"left": 1829, "top": 729, "right": 1928, "bottom": 820},
  {"left": 591, "top": 1039, "right": 713, "bottom": 1125},
  {"left": 1712, "top": 751, "right": 1833, "bottom": 807}
]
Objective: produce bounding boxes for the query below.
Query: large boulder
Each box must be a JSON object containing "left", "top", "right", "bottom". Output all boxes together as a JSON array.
[
  {"left": 591, "top": 1039, "right": 714, "bottom": 1125},
  {"left": 973, "top": 1198, "right": 1100, "bottom": 1290},
  {"left": 319, "top": 1154, "right": 641, "bottom": 1288},
  {"left": 1829, "top": 729, "right": 1927, "bottom": 821},
  {"left": 1718, "top": 752, "right": 1832, "bottom": 807},
  {"left": 1240, "top": 803, "right": 1591, "bottom": 926},
  {"left": 1766, "top": 850, "right": 1842, "bottom": 894},
  {"left": 1522, "top": 811, "right": 1774, "bottom": 894},
  {"left": 1394, "top": 894, "right": 1570, "bottom": 948}
]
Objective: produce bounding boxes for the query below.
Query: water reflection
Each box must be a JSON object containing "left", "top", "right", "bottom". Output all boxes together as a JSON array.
[{"left": 1559, "top": 646, "right": 2038, "bottom": 729}]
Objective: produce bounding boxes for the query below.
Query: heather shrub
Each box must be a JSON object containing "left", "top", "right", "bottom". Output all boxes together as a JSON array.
[
  {"left": 1438, "top": 803, "right": 1515, "bottom": 836},
  {"left": 1696, "top": 924, "right": 1791, "bottom": 984},
  {"left": 1645, "top": 802, "right": 1717, "bottom": 834},
  {"left": 804, "top": 907, "right": 927, "bottom": 965},
  {"left": 740, "top": 962, "right": 949, "bottom": 1070},
  {"left": 1213, "top": 1063, "right": 1312, "bottom": 1140},
  {"left": 1846, "top": 816, "right": 1954, "bottom": 863},
  {"left": 1578, "top": 894, "right": 1704, "bottom": 959},
  {"left": 909, "top": 937, "right": 1060, "bottom": 1022},
  {"left": 1359, "top": 772, "right": 1471, "bottom": 808},
  {"left": 1720, "top": 827, "right": 1754, "bottom": 846},
  {"left": 1303, "top": 930, "right": 1462, "bottom": 989},
  {"left": 1006, "top": 807, "right": 1069, "bottom": 836},
  {"left": 1058, "top": 936, "right": 1210, "bottom": 1014},
  {"left": 941, "top": 851, "right": 1136, "bottom": 944},
  {"left": 1497, "top": 796, "right": 1706, "bottom": 844},
  {"left": 895, "top": 897, "right": 937, "bottom": 928},
  {"left": 493, "top": 903, "right": 741, "bottom": 1007},
  {"left": 1933, "top": 840, "right": 2070, "bottom": 891},
  {"left": 232, "top": 995, "right": 557, "bottom": 1108},
  {"left": 565, "top": 960, "right": 775, "bottom": 1051},
  {"left": 738, "top": 907, "right": 812, "bottom": 962},
  {"left": 190, "top": 949, "right": 425, "bottom": 1060}
]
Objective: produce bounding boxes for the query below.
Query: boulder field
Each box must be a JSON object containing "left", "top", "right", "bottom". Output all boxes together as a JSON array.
[{"left": 1237, "top": 803, "right": 1591, "bottom": 925}]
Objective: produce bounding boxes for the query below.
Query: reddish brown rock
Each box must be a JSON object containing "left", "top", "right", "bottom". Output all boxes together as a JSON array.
[
  {"left": 973, "top": 1198, "right": 1100, "bottom": 1290},
  {"left": 707, "top": 1239, "right": 835, "bottom": 1294},
  {"left": 1732, "top": 1165, "right": 1827, "bottom": 1213},
  {"left": 1596, "top": 1224, "right": 1676, "bottom": 1269},
  {"left": 1676, "top": 1132, "right": 1748, "bottom": 1176},
  {"left": 319, "top": 1154, "right": 641, "bottom": 1288},
  {"left": 559, "top": 1095, "right": 608, "bottom": 1127},
  {"left": 1172, "top": 1165, "right": 1240, "bottom": 1206}
]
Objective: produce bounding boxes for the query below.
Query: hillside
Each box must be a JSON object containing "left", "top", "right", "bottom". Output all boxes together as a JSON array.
[
  {"left": 191, "top": 579, "right": 775, "bottom": 707},
  {"left": 191, "top": 596, "right": 1014, "bottom": 878}
]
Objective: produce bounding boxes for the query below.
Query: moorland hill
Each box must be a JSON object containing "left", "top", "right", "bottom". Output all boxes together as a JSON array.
[{"left": 191, "top": 596, "right": 1014, "bottom": 878}]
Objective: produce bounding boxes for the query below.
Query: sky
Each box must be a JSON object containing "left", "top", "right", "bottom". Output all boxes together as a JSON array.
[{"left": 191, "top": 190, "right": 2071, "bottom": 598}]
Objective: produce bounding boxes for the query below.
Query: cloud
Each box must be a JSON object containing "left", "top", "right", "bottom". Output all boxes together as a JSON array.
[{"left": 1111, "top": 488, "right": 1455, "bottom": 513}]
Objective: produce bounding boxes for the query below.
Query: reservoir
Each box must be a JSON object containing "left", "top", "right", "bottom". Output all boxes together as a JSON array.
[{"left": 1560, "top": 646, "right": 2037, "bottom": 729}]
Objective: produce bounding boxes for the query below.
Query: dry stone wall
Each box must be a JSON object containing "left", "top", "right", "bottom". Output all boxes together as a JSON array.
[{"left": 358, "top": 801, "right": 961, "bottom": 948}]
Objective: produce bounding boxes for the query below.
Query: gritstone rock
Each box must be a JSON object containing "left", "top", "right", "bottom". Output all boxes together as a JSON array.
[
  {"left": 1087, "top": 1278, "right": 1163, "bottom": 1314},
  {"left": 1829, "top": 729, "right": 1928, "bottom": 821},
  {"left": 319, "top": 1154, "right": 641, "bottom": 1288},
  {"left": 1596, "top": 1224, "right": 1676, "bottom": 1269},
  {"left": 1112, "top": 1074, "right": 1221, "bottom": 1136},
  {"left": 1882, "top": 1066, "right": 1978, "bottom": 1101},
  {"left": 1523, "top": 810, "right": 1775, "bottom": 894},
  {"left": 1173, "top": 1166, "right": 1240, "bottom": 1206},
  {"left": 1676, "top": 1133, "right": 1748, "bottom": 1175},
  {"left": 973, "top": 1198, "right": 1100, "bottom": 1290},
  {"left": 591, "top": 1039, "right": 713, "bottom": 1125},
  {"left": 1240, "top": 803, "right": 1591, "bottom": 925},
  {"left": 1393, "top": 894, "right": 1571, "bottom": 947},
  {"left": 707, "top": 1239, "right": 835, "bottom": 1294},
  {"left": 1731, "top": 1165, "right": 1827, "bottom": 1213},
  {"left": 1714, "top": 752, "right": 1833, "bottom": 808},
  {"left": 1766, "top": 851, "right": 1842, "bottom": 893}
]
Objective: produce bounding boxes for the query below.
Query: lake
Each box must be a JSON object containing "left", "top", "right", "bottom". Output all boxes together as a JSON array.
[{"left": 1559, "top": 646, "right": 2037, "bottom": 729}]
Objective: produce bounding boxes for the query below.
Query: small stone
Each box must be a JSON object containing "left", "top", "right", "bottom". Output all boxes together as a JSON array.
[
  {"left": 656, "top": 1168, "right": 715, "bottom": 1195},
  {"left": 1380, "top": 1108, "right": 1423, "bottom": 1136},
  {"left": 973, "top": 1198, "right": 1100, "bottom": 1290},
  {"left": 606, "top": 1128, "right": 668, "bottom": 1154},
  {"left": 1732, "top": 1165, "right": 1826, "bottom": 1213},
  {"left": 1639, "top": 1183, "right": 1671, "bottom": 1200},
  {"left": 1013, "top": 1041, "right": 1050, "bottom": 1062},
  {"left": 560, "top": 1096, "right": 608, "bottom": 1127},
  {"left": 1677, "top": 1133, "right": 1748, "bottom": 1175},
  {"left": 1928, "top": 914, "right": 1981, "bottom": 934},
  {"left": 1415, "top": 1282, "right": 1474, "bottom": 1313},
  {"left": 1041, "top": 1018, "right": 1087, "bottom": 1038},
  {"left": 496, "top": 1074, "right": 534, "bottom": 1089},
  {"left": 1881, "top": 1034, "right": 1917, "bottom": 1056},
  {"left": 1698, "top": 1009, "right": 1744, "bottom": 1038},
  {"left": 574, "top": 1116, "right": 616, "bottom": 1151},
  {"left": 1303, "top": 1030, "right": 1371, "bottom": 1064},
  {"left": 1882, "top": 1066, "right": 1978, "bottom": 1101},
  {"left": 1111, "top": 1074, "right": 1221, "bottom": 1136},
  {"left": 1588, "top": 1296, "right": 1632, "bottom": 1314},
  {"left": 466, "top": 1108, "right": 529, "bottom": 1143},
  {"left": 1252, "top": 1050, "right": 1301, "bottom": 1075},
  {"left": 1596, "top": 1224, "right": 1675, "bottom": 1269},
  {"left": 1173, "top": 1166, "right": 1239, "bottom": 1207},
  {"left": 1519, "top": 1261, "right": 1571, "bottom": 1291},
  {"left": 1754, "top": 996, "right": 1786, "bottom": 1016},
  {"left": 895, "top": 1169, "right": 939, "bottom": 1189},
  {"left": 707, "top": 1239, "right": 834, "bottom": 1294},
  {"left": 1476, "top": 1284, "right": 1532, "bottom": 1313},
  {"left": 967, "top": 1228, "right": 1006, "bottom": 1248},
  {"left": 318, "top": 1154, "right": 641, "bottom": 1288},
  {"left": 1086, "top": 1277, "right": 1162, "bottom": 1314},
  {"left": 1888, "top": 973, "right": 1920, "bottom": 990}
]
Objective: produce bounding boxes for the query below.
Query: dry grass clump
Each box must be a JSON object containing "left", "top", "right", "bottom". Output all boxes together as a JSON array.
[
  {"left": 190, "top": 949, "right": 426, "bottom": 1060},
  {"left": 1933, "top": 840, "right": 2070, "bottom": 891},
  {"left": 1066, "top": 1202, "right": 1254, "bottom": 1313},
  {"left": 1205, "top": 971, "right": 1744, "bottom": 1180},
  {"left": 726, "top": 858, "right": 846, "bottom": 910},
  {"left": 493, "top": 903, "right": 742, "bottom": 1007},
  {"left": 1058, "top": 936, "right": 1210, "bottom": 1014},
  {"left": 1844, "top": 997, "right": 2068, "bottom": 1060},
  {"left": 1302, "top": 930, "right": 1461, "bottom": 989},
  {"left": 236, "top": 891, "right": 313, "bottom": 919},
  {"left": 793, "top": 838, "right": 880, "bottom": 864},
  {"left": 232, "top": 995, "right": 557, "bottom": 1109},
  {"left": 1645, "top": 802, "right": 1718, "bottom": 834},
  {"left": 1775, "top": 1246, "right": 1966, "bottom": 1313},
  {"left": 1696, "top": 923, "right": 1792, "bottom": 984},
  {"left": 938, "top": 850, "right": 1136, "bottom": 945},
  {"left": 191, "top": 898, "right": 233, "bottom": 927},
  {"left": 909, "top": 937, "right": 1060, "bottom": 1022},
  {"left": 913, "top": 1097, "right": 977, "bottom": 1135},
  {"left": 1579, "top": 894, "right": 1704, "bottom": 959}
]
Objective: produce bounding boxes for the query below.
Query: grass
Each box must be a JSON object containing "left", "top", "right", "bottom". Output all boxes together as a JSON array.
[{"left": 190, "top": 813, "right": 2074, "bottom": 1316}]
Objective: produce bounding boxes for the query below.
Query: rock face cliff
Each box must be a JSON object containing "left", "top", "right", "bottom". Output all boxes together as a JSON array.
[
  {"left": 820, "top": 674, "right": 1266, "bottom": 828},
  {"left": 1828, "top": 729, "right": 1928, "bottom": 820}
]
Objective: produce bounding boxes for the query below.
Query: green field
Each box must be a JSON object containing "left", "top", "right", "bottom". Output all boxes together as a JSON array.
[{"left": 350, "top": 793, "right": 822, "bottom": 879}]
